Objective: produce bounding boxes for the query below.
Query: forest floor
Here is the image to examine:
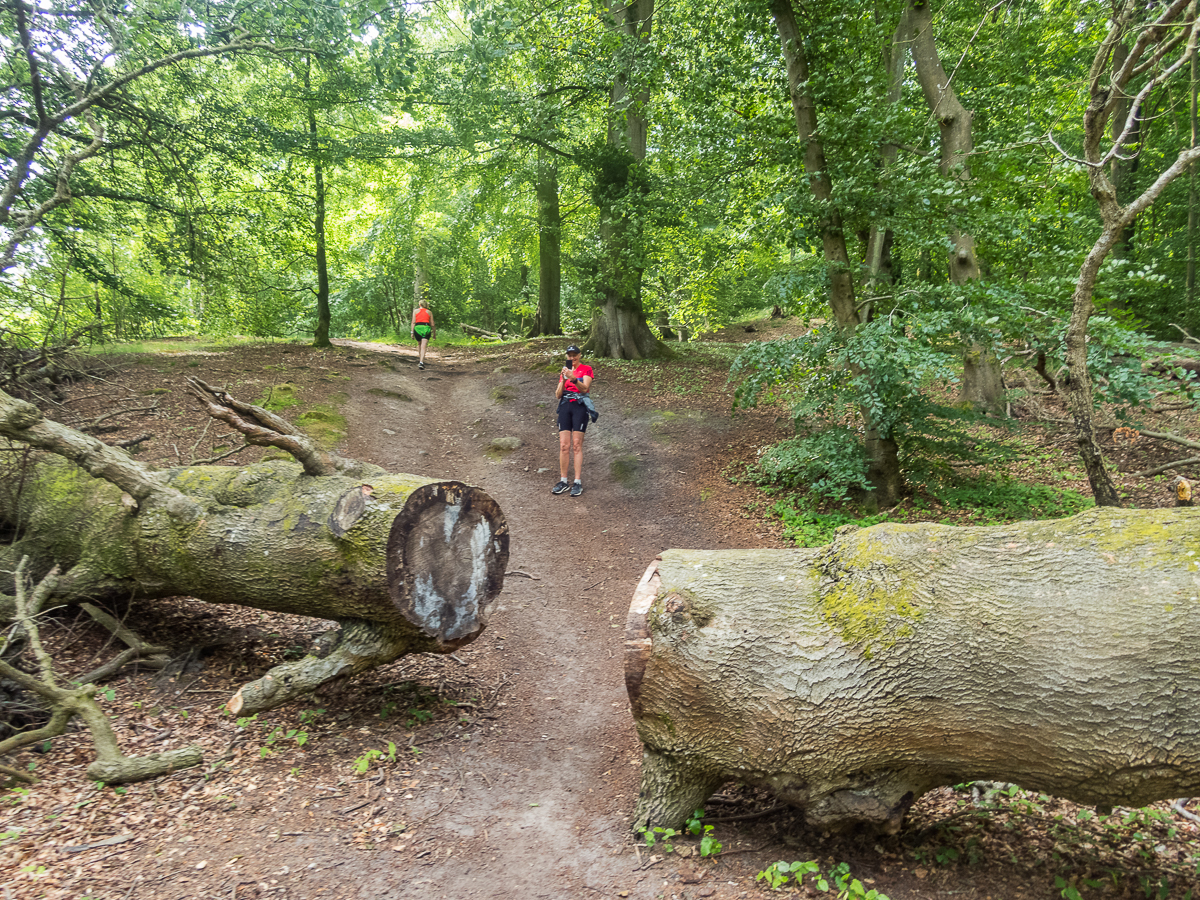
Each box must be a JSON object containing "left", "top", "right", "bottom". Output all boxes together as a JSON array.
[{"left": 2, "top": 320, "right": 1199, "bottom": 900}]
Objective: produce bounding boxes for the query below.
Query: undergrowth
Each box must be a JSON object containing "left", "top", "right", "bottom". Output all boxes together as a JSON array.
[{"left": 768, "top": 471, "right": 1094, "bottom": 547}]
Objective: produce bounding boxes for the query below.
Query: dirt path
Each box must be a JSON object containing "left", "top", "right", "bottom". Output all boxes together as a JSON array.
[
  {"left": 324, "top": 339, "right": 771, "bottom": 898},
  {"left": 3, "top": 337, "right": 795, "bottom": 900},
  {"left": 9, "top": 337, "right": 1199, "bottom": 900}
]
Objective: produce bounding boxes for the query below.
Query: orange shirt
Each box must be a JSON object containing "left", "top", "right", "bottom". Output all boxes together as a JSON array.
[{"left": 413, "top": 308, "right": 432, "bottom": 324}]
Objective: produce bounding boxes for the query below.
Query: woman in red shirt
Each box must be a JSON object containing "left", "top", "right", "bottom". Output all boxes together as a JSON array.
[
  {"left": 411, "top": 300, "right": 436, "bottom": 370},
  {"left": 552, "top": 344, "right": 593, "bottom": 497}
]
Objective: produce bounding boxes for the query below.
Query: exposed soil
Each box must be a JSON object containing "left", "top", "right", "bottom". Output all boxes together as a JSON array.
[{"left": 2, "top": 329, "right": 1198, "bottom": 900}]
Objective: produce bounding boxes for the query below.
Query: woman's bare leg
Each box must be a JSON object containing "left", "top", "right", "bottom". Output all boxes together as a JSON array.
[
  {"left": 572, "top": 432, "right": 584, "bottom": 481},
  {"left": 559, "top": 430, "right": 572, "bottom": 480}
]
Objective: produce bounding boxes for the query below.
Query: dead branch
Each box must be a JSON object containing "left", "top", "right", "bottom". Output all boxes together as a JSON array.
[
  {"left": 75, "top": 603, "right": 170, "bottom": 684},
  {"left": 188, "top": 442, "right": 247, "bottom": 465},
  {"left": 0, "top": 386, "right": 199, "bottom": 518},
  {"left": 1173, "top": 798, "right": 1200, "bottom": 823},
  {"left": 1171, "top": 323, "right": 1200, "bottom": 344},
  {"left": 185, "top": 377, "right": 337, "bottom": 476},
  {"left": 114, "top": 433, "right": 151, "bottom": 449},
  {"left": 0, "top": 558, "right": 202, "bottom": 784},
  {"left": 78, "top": 401, "right": 159, "bottom": 434},
  {"left": 1136, "top": 429, "right": 1200, "bottom": 452},
  {"left": 0, "top": 761, "right": 36, "bottom": 783},
  {"left": 1132, "top": 457, "right": 1200, "bottom": 478}
]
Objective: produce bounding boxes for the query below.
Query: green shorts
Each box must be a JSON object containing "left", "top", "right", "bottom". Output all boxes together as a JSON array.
[{"left": 413, "top": 324, "right": 432, "bottom": 342}]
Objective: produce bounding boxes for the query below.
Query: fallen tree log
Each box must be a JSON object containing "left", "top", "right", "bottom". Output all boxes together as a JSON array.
[
  {"left": 625, "top": 507, "right": 1200, "bottom": 833},
  {"left": 461, "top": 324, "right": 502, "bottom": 341},
  {"left": 0, "top": 382, "right": 509, "bottom": 714}
]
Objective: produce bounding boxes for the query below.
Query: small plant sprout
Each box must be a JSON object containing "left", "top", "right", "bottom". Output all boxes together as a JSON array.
[
  {"left": 684, "top": 809, "right": 722, "bottom": 858},
  {"left": 352, "top": 742, "right": 398, "bottom": 775},
  {"left": 637, "top": 825, "right": 681, "bottom": 854},
  {"left": 755, "top": 860, "right": 889, "bottom": 899}
]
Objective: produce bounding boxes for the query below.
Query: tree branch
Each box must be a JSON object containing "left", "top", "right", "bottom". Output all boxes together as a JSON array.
[
  {"left": 0, "top": 558, "right": 202, "bottom": 783},
  {"left": 0, "top": 387, "right": 199, "bottom": 517},
  {"left": 185, "top": 377, "right": 339, "bottom": 476}
]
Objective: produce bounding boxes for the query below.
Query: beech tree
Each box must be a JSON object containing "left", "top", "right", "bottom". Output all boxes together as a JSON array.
[
  {"left": 0, "top": 379, "right": 509, "bottom": 719},
  {"left": 1061, "top": 0, "right": 1200, "bottom": 506},
  {"left": 0, "top": 0, "right": 293, "bottom": 275},
  {"left": 766, "top": 0, "right": 902, "bottom": 508},
  {"left": 583, "top": 0, "right": 673, "bottom": 359}
]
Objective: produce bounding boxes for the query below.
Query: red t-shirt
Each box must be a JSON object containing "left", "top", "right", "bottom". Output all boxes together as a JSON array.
[
  {"left": 561, "top": 363, "right": 594, "bottom": 398},
  {"left": 413, "top": 308, "right": 432, "bottom": 324}
]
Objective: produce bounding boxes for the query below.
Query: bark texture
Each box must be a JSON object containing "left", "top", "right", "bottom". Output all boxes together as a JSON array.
[
  {"left": 531, "top": 155, "right": 563, "bottom": 337},
  {"left": 583, "top": 0, "right": 672, "bottom": 361},
  {"left": 907, "top": 0, "right": 1003, "bottom": 414},
  {"left": 626, "top": 507, "right": 1200, "bottom": 833}
]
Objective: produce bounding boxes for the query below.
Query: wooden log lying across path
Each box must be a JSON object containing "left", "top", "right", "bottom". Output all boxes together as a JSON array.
[
  {"left": 625, "top": 506, "right": 1200, "bottom": 833},
  {"left": 2, "top": 454, "right": 508, "bottom": 713}
]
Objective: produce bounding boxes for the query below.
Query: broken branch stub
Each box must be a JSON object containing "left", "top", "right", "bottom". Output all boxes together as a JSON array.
[{"left": 625, "top": 507, "right": 1200, "bottom": 833}]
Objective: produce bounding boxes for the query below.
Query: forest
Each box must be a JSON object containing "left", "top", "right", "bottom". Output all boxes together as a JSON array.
[{"left": 3, "top": 0, "right": 1200, "bottom": 898}]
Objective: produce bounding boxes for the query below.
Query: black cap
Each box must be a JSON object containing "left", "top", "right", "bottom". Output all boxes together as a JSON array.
[{"left": 565, "top": 345, "right": 581, "bottom": 354}]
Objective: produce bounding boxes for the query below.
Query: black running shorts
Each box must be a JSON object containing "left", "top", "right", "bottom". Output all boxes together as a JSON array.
[{"left": 557, "top": 398, "right": 589, "bottom": 432}]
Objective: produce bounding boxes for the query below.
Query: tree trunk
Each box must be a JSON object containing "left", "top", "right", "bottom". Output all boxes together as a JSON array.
[
  {"left": 586, "top": 297, "right": 669, "bottom": 359},
  {"left": 0, "top": 388, "right": 509, "bottom": 714},
  {"left": 860, "top": 6, "right": 910, "bottom": 318},
  {"left": 1185, "top": 44, "right": 1195, "bottom": 309},
  {"left": 1106, "top": 39, "right": 1140, "bottom": 300},
  {"left": 1064, "top": 5, "right": 1200, "bottom": 505},
  {"left": 306, "top": 61, "right": 332, "bottom": 350},
  {"left": 770, "top": 0, "right": 901, "bottom": 507},
  {"left": 654, "top": 311, "right": 677, "bottom": 342},
  {"left": 907, "top": 0, "right": 1003, "bottom": 414},
  {"left": 1064, "top": 237, "right": 1124, "bottom": 507},
  {"left": 626, "top": 511, "right": 1200, "bottom": 832},
  {"left": 584, "top": 0, "right": 672, "bottom": 361},
  {"left": 530, "top": 154, "right": 563, "bottom": 337}
]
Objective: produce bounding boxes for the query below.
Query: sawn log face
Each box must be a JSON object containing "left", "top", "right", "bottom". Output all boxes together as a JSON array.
[{"left": 626, "top": 507, "right": 1200, "bottom": 832}]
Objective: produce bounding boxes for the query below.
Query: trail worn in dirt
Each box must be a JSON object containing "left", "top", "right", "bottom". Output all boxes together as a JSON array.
[{"left": 330, "top": 339, "right": 780, "bottom": 898}]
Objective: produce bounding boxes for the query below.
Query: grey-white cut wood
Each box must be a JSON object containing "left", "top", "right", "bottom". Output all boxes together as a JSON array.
[{"left": 626, "top": 507, "right": 1200, "bottom": 832}]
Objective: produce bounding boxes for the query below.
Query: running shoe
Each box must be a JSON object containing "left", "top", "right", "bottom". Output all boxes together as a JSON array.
[
  {"left": 418, "top": 362, "right": 425, "bottom": 370},
  {"left": 551, "top": 479, "right": 570, "bottom": 495},
  {"left": 570, "top": 481, "right": 583, "bottom": 497}
]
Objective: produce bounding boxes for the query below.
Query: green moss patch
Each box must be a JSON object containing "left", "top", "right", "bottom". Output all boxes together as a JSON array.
[
  {"left": 490, "top": 385, "right": 518, "bottom": 402},
  {"left": 296, "top": 404, "right": 347, "bottom": 449},
  {"left": 367, "top": 388, "right": 413, "bottom": 402},
  {"left": 255, "top": 383, "right": 300, "bottom": 411},
  {"left": 610, "top": 454, "right": 640, "bottom": 487},
  {"left": 816, "top": 528, "right": 922, "bottom": 656}
]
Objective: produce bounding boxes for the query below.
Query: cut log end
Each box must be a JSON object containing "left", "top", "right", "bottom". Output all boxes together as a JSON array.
[
  {"left": 624, "top": 557, "right": 661, "bottom": 716},
  {"left": 387, "top": 481, "right": 509, "bottom": 647}
]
